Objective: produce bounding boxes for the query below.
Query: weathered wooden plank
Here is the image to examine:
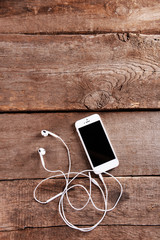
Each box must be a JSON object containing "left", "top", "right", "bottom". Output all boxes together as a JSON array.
[
  {"left": 0, "top": 0, "right": 160, "bottom": 34},
  {"left": 0, "top": 34, "right": 160, "bottom": 111},
  {"left": 0, "top": 226, "right": 159, "bottom": 240},
  {"left": 0, "top": 177, "right": 159, "bottom": 230},
  {"left": 0, "top": 112, "right": 159, "bottom": 180}
]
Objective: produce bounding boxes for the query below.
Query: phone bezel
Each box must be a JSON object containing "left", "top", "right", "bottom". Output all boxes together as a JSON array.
[{"left": 75, "top": 114, "right": 119, "bottom": 174}]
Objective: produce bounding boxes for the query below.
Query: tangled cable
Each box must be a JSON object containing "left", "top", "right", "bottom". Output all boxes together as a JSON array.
[{"left": 33, "top": 130, "right": 123, "bottom": 232}]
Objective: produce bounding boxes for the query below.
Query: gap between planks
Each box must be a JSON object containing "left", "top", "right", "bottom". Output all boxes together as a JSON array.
[
  {"left": 1, "top": 31, "right": 160, "bottom": 36},
  {"left": 0, "top": 175, "right": 159, "bottom": 182},
  {"left": 0, "top": 223, "right": 160, "bottom": 232},
  {"left": 0, "top": 109, "right": 160, "bottom": 114}
]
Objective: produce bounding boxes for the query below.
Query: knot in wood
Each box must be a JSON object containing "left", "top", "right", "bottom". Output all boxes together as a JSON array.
[
  {"left": 115, "top": 5, "right": 129, "bottom": 16},
  {"left": 117, "top": 33, "right": 130, "bottom": 42},
  {"left": 84, "top": 91, "right": 110, "bottom": 110}
]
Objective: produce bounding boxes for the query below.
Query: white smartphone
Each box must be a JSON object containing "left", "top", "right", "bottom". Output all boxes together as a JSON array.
[{"left": 75, "top": 114, "right": 119, "bottom": 174}]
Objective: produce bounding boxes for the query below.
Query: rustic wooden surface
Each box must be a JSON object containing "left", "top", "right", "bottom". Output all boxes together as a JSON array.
[
  {"left": 0, "top": 112, "right": 159, "bottom": 239},
  {"left": 0, "top": 0, "right": 160, "bottom": 34},
  {"left": 0, "top": 177, "right": 159, "bottom": 230},
  {"left": 0, "top": 112, "right": 159, "bottom": 179},
  {"left": 0, "top": 0, "right": 160, "bottom": 239},
  {"left": 0, "top": 226, "right": 160, "bottom": 240},
  {"left": 0, "top": 33, "right": 160, "bottom": 111}
]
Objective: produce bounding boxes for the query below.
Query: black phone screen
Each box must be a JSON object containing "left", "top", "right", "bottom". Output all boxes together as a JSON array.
[{"left": 79, "top": 120, "right": 115, "bottom": 167}]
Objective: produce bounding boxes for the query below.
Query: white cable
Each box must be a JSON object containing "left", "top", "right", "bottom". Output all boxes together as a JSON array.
[{"left": 33, "top": 130, "right": 123, "bottom": 232}]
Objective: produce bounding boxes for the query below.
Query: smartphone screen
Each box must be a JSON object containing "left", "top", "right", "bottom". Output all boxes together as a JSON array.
[{"left": 79, "top": 120, "right": 115, "bottom": 167}]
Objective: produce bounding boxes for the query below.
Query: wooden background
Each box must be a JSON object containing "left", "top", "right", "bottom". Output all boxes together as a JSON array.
[{"left": 0, "top": 0, "right": 160, "bottom": 239}]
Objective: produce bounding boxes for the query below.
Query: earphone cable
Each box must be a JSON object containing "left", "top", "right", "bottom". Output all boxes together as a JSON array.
[{"left": 33, "top": 130, "right": 123, "bottom": 232}]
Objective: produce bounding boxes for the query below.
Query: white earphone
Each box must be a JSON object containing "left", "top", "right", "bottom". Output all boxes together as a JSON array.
[
  {"left": 33, "top": 130, "right": 123, "bottom": 232},
  {"left": 38, "top": 148, "right": 46, "bottom": 168},
  {"left": 41, "top": 130, "right": 59, "bottom": 138}
]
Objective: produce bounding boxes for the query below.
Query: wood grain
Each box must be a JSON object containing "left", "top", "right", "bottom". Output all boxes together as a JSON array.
[
  {"left": 0, "top": 0, "right": 160, "bottom": 34},
  {"left": 0, "top": 177, "right": 159, "bottom": 230},
  {"left": 0, "top": 34, "right": 160, "bottom": 111},
  {"left": 0, "top": 112, "right": 159, "bottom": 180},
  {"left": 0, "top": 226, "right": 159, "bottom": 240}
]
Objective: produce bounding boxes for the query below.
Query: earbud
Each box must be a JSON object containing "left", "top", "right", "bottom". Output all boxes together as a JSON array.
[
  {"left": 38, "top": 148, "right": 46, "bottom": 155},
  {"left": 38, "top": 148, "right": 46, "bottom": 168},
  {"left": 41, "top": 130, "right": 59, "bottom": 138},
  {"left": 38, "top": 130, "right": 59, "bottom": 170},
  {"left": 41, "top": 130, "right": 48, "bottom": 137}
]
